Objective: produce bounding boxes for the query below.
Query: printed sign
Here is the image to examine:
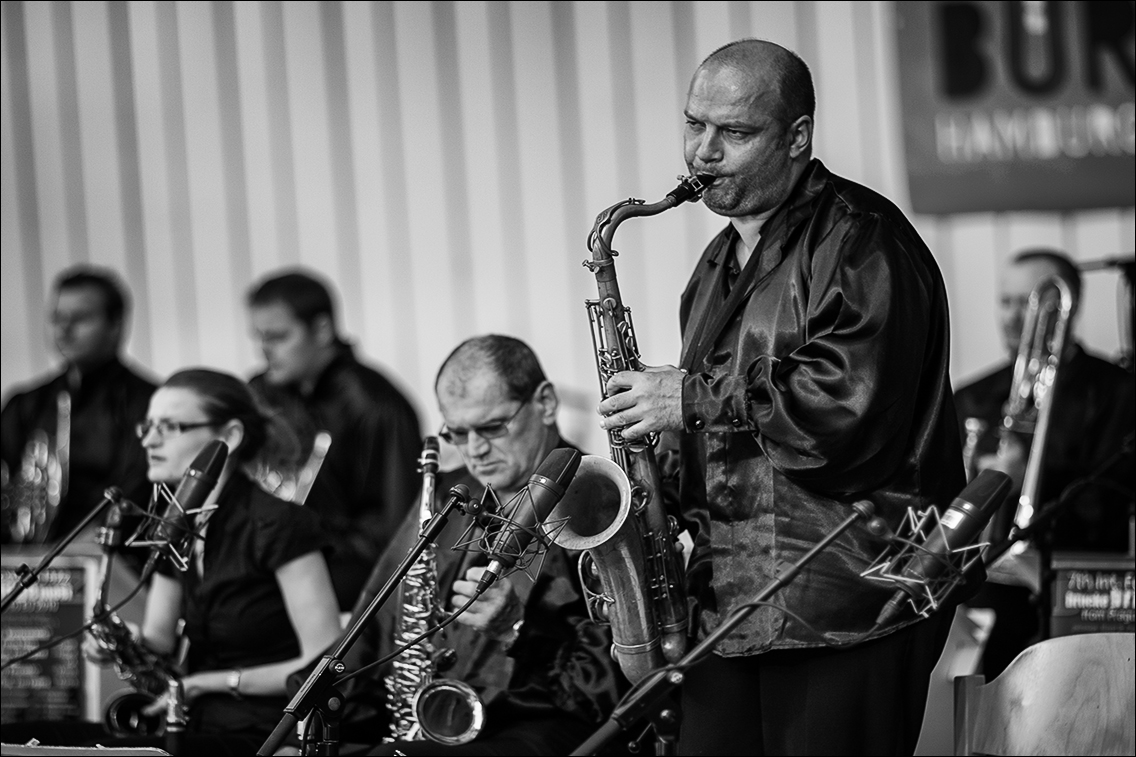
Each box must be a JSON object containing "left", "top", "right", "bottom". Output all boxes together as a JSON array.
[
  {"left": 895, "top": 1, "right": 1135, "bottom": 213},
  {"left": 1, "top": 554, "right": 100, "bottom": 722},
  {"left": 1050, "top": 552, "right": 1135, "bottom": 637}
]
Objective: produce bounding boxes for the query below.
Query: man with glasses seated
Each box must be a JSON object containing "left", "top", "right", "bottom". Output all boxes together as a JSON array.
[{"left": 288, "top": 334, "right": 625, "bottom": 756}]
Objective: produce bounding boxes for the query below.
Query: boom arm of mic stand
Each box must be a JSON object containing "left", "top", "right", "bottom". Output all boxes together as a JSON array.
[
  {"left": 1, "top": 487, "right": 123, "bottom": 615},
  {"left": 571, "top": 501, "right": 876, "bottom": 757},
  {"left": 257, "top": 487, "right": 472, "bottom": 757}
]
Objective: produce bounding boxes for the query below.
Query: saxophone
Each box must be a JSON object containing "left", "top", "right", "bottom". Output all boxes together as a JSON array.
[
  {"left": 550, "top": 174, "right": 711, "bottom": 683},
  {"left": 385, "top": 436, "right": 485, "bottom": 745},
  {"left": 1, "top": 391, "right": 70, "bottom": 543},
  {"left": 86, "top": 496, "right": 183, "bottom": 737},
  {"left": 253, "top": 430, "right": 332, "bottom": 504}
]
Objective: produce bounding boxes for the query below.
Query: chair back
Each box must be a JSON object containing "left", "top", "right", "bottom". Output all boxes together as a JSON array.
[{"left": 954, "top": 632, "right": 1135, "bottom": 755}]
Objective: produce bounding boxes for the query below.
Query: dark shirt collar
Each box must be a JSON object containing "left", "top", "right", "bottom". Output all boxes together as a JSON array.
[
  {"left": 757, "top": 158, "right": 829, "bottom": 253},
  {"left": 707, "top": 224, "right": 739, "bottom": 268},
  {"left": 61, "top": 355, "right": 127, "bottom": 394},
  {"left": 302, "top": 341, "right": 357, "bottom": 399}
]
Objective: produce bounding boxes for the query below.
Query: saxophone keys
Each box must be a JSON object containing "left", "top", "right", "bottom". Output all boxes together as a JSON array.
[{"left": 432, "top": 648, "right": 457, "bottom": 673}]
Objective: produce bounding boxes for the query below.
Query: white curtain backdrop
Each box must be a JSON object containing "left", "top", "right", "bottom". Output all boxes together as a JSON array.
[{"left": 3, "top": 1, "right": 1132, "bottom": 456}]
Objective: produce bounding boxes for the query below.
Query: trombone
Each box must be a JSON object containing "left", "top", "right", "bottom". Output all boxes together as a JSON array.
[
  {"left": 1003, "top": 275, "right": 1074, "bottom": 536},
  {"left": 986, "top": 275, "right": 1074, "bottom": 593}
]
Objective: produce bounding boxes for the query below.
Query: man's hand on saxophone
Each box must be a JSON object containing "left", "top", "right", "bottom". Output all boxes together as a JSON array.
[
  {"left": 450, "top": 566, "right": 525, "bottom": 642},
  {"left": 598, "top": 365, "right": 686, "bottom": 441}
]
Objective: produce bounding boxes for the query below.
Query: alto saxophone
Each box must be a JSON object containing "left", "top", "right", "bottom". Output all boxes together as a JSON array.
[
  {"left": 553, "top": 174, "right": 711, "bottom": 683},
  {"left": 385, "top": 436, "right": 485, "bottom": 745},
  {"left": 86, "top": 496, "right": 183, "bottom": 737}
]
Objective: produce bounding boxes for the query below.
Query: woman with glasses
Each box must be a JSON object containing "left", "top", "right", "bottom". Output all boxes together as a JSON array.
[
  {"left": 131, "top": 368, "right": 342, "bottom": 752},
  {"left": 9, "top": 368, "right": 343, "bottom": 755}
]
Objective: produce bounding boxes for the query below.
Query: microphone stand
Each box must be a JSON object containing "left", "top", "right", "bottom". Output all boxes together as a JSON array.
[
  {"left": 257, "top": 486, "right": 474, "bottom": 757},
  {"left": 1, "top": 487, "right": 123, "bottom": 614},
  {"left": 572, "top": 501, "right": 877, "bottom": 757}
]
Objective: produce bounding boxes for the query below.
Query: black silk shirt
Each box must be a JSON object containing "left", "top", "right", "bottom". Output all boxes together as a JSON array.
[
  {"left": 250, "top": 344, "right": 422, "bottom": 610},
  {"left": 677, "top": 159, "right": 965, "bottom": 655},
  {"left": 955, "top": 345, "right": 1135, "bottom": 553},
  {"left": 1, "top": 357, "right": 155, "bottom": 542},
  {"left": 330, "top": 446, "right": 625, "bottom": 735}
]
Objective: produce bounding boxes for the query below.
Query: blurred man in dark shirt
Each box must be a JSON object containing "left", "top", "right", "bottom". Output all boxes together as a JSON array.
[
  {"left": 955, "top": 249, "right": 1135, "bottom": 676},
  {"left": 2, "top": 266, "right": 155, "bottom": 543},
  {"left": 246, "top": 269, "right": 421, "bottom": 611}
]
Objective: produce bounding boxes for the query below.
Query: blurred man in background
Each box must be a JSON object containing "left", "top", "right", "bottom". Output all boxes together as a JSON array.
[
  {"left": 955, "top": 249, "right": 1135, "bottom": 676},
  {"left": 246, "top": 269, "right": 421, "bottom": 611},
  {"left": 2, "top": 265, "right": 155, "bottom": 544}
]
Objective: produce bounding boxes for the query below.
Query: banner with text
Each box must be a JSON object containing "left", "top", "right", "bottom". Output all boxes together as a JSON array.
[
  {"left": 896, "top": 1, "right": 1134, "bottom": 213},
  {"left": 1, "top": 554, "right": 100, "bottom": 723}
]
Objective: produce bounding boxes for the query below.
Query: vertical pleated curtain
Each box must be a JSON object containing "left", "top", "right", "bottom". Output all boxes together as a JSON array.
[{"left": 2, "top": 1, "right": 1132, "bottom": 454}]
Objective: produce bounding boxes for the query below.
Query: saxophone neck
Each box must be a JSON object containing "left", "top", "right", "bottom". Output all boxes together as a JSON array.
[
  {"left": 588, "top": 174, "right": 713, "bottom": 263},
  {"left": 418, "top": 436, "right": 440, "bottom": 523}
]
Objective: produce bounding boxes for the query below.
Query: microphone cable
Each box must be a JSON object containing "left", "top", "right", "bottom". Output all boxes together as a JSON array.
[
  {"left": 0, "top": 552, "right": 159, "bottom": 672},
  {"left": 984, "top": 431, "right": 1135, "bottom": 566},
  {"left": 334, "top": 589, "right": 484, "bottom": 686}
]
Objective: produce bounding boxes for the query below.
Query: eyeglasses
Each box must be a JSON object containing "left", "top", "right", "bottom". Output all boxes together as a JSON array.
[
  {"left": 439, "top": 401, "right": 528, "bottom": 446},
  {"left": 135, "top": 419, "right": 216, "bottom": 440}
]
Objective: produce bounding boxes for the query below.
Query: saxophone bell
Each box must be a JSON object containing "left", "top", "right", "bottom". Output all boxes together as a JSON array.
[
  {"left": 544, "top": 456, "right": 631, "bottom": 552},
  {"left": 103, "top": 690, "right": 165, "bottom": 737},
  {"left": 413, "top": 679, "right": 486, "bottom": 746},
  {"left": 544, "top": 455, "right": 665, "bottom": 684}
]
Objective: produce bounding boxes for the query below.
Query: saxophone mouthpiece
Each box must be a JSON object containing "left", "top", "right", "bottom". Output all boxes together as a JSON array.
[{"left": 668, "top": 174, "right": 715, "bottom": 205}]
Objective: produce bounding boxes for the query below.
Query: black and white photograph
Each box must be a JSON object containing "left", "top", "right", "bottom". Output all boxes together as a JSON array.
[{"left": 2, "top": 2, "right": 1133, "bottom": 755}]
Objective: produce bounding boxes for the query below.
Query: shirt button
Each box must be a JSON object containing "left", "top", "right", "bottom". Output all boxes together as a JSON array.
[
  {"left": 731, "top": 417, "right": 743, "bottom": 428},
  {"left": 690, "top": 417, "right": 705, "bottom": 430}
]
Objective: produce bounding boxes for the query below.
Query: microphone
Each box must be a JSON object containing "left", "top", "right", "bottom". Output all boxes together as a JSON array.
[
  {"left": 871, "top": 469, "right": 1012, "bottom": 626},
  {"left": 476, "top": 448, "right": 582, "bottom": 592},
  {"left": 156, "top": 440, "right": 228, "bottom": 570}
]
